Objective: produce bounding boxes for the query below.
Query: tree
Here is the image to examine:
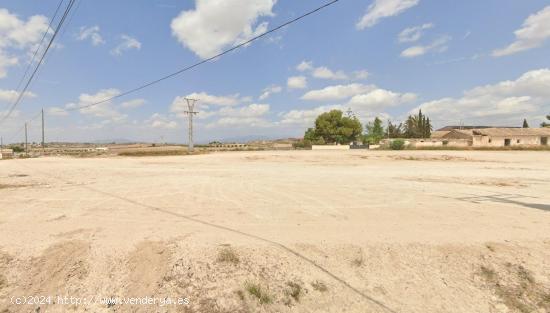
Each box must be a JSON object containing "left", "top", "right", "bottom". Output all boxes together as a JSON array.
[
  {"left": 365, "top": 117, "right": 385, "bottom": 144},
  {"left": 304, "top": 110, "right": 363, "bottom": 144},
  {"left": 522, "top": 119, "right": 529, "bottom": 128},
  {"left": 542, "top": 114, "right": 550, "bottom": 127},
  {"left": 387, "top": 121, "right": 403, "bottom": 138},
  {"left": 403, "top": 110, "right": 432, "bottom": 138}
]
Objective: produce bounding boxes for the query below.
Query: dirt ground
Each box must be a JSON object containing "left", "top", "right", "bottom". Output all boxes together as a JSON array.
[{"left": 0, "top": 150, "right": 549, "bottom": 313}]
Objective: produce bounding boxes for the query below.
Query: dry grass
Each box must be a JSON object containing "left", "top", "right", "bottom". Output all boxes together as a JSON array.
[
  {"left": 479, "top": 264, "right": 550, "bottom": 313},
  {"left": 0, "top": 274, "right": 7, "bottom": 289},
  {"left": 245, "top": 282, "right": 272, "bottom": 304},
  {"left": 216, "top": 247, "right": 240, "bottom": 264},
  {"left": 286, "top": 281, "right": 303, "bottom": 302}
]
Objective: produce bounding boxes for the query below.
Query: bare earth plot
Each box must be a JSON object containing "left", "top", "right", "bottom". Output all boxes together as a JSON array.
[{"left": 0, "top": 150, "right": 549, "bottom": 313}]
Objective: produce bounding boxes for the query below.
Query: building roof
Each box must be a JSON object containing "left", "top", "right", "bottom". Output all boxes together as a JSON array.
[
  {"left": 472, "top": 128, "right": 550, "bottom": 136},
  {"left": 430, "top": 130, "right": 450, "bottom": 138},
  {"left": 442, "top": 129, "right": 474, "bottom": 139}
]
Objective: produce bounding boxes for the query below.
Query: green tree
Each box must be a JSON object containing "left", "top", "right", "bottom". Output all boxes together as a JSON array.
[
  {"left": 403, "top": 110, "right": 432, "bottom": 138},
  {"left": 542, "top": 114, "right": 550, "bottom": 127},
  {"left": 365, "top": 117, "right": 385, "bottom": 144},
  {"left": 304, "top": 110, "right": 362, "bottom": 144},
  {"left": 387, "top": 121, "right": 403, "bottom": 138},
  {"left": 522, "top": 118, "right": 529, "bottom": 128}
]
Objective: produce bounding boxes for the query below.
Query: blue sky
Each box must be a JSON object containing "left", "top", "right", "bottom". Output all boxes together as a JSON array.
[{"left": 0, "top": 0, "right": 549, "bottom": 143}]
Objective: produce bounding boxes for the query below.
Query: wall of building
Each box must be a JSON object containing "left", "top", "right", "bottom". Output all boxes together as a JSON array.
[
  {"left": 312, "top": 145, "right": 350, "bottom": 150},
  {"left": 473, "top": 135, "right": 545, "bottom": 147}
]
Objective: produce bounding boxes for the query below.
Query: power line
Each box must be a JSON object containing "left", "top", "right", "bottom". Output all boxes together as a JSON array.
[
  {"left": 0, "top": 0, "right": 77, "bottom": 125},
  {"left": 13, "top": 0, "right": 65, "bottom": 94},
  {"left": 65, "top": 0, "right": 340, "bottom": 112}
]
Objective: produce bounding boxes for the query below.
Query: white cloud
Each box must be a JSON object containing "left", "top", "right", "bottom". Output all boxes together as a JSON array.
[
  {"left": 121, "top": 98, "right": 146, "bottom": 108},
  {"left": 0, "top": 89, "right": 36, "bottom": 102},
  {"left": 312, "top": 66, "right": 348, "bottom": 80},
  {"left": 287, "top": 76, "right": 307, "bottom": 89},
  {"left": 348, "top": 88, "right": 417, "bottom": 110},
  {"left": 412, "top": 68, "right": 550, "bottom": 125},
  {"left": 207, "top": 116, "right": 271, "bottom": 128},
  {"left": 493, "top": 6, "right": 550, "bottom": 57},
  {"left": 0, "top": 9, "right": 50, "bottom": 78},
  {"left": 76, "top": 25, "right": 105, "bottom": 46},
  {"left": 296, "top": 60, "right": 313, "bottom": 72},
  {"left": 398, "top": 23, "right": 433, "bottom": 43},
  {"left": 279, "top": 105, "right": 343, "bottom": 125},
  {"left": 259, "top": 85, "right": 282, "bottom": 100},
  {"left": 67, "top": 88, "right": 127, "bottom": 121},
  {"left": 301, "top": 83, "right": 374, "bottom": 101},
  {"left": 146, "top": 113, "right": 178, "bottom": 129},
  {"left": 218, "top": 103, "right": 270, "bottom": 117},
  {"left": 111, "top": 34, "right": 141, "bottom": 56},
  {"left": 401, "top": 35, "right": 451, "bottom": 58},
  {"left": 353, "top": 70, "right": 370, "bottom": 80},
  {"left": 171, "top": 93, "right": 240, "bottom": 114},
  {"left": 0, "top": 52, "right": 18, "bottom": 78},
  {"left": 47, "top": 107, "right": 68, "bottom": 116},
  {"left": 170, "top": 0, "right": 276, "bottom": 59},
  {"left": 357, "top": 0, "right": 420, "bottom": 29}
]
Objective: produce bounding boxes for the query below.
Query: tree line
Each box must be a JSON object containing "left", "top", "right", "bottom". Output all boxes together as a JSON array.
[{"left": 300, "top": 109, "right": 433, "bottom": 146}]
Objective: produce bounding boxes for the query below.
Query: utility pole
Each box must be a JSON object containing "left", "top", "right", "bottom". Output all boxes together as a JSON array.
[
  {"left": 184, "top": 98, "right": 199, "bottom": 152},
  {"left": 1, "top": 136, "right": 3, "bottom": 154},
  {"left": 41, "top": 108, "right": 45, "bottom": 154},
  {"left": 24, "top": 122, "right": 28, "bottom": 156}
]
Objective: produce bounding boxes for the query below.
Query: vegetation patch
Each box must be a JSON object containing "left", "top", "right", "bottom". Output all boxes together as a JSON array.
[
  {"left": 245, "top": 282, "right": 272, "bottom": 304},
  {"left": 286, "top": 281, "right": 303, "bottom": 302},
  {"left": 479, "top": 264, "right": 550, "bottom": 313},
  {"left": 216, "top": 247, "right": 240, "bottom": 264}
]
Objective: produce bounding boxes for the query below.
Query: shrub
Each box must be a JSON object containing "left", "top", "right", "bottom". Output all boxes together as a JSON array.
[{"left": 390, "top": 139, "right": 405, "bottom": 150}]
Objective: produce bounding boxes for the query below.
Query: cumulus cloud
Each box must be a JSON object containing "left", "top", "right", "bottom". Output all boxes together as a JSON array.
[
  {"left": 301, "top": 83, "right": 374, "bottom": 101},
  {"left": 0, "top": 8, "right": 50, "bottom": 78},
  {"left": 347, "top": 88, "right": 417, "bottom": 110},
  {"left": 110, "top": 34, "right": 141, "bottom": 56},
  {"left": 259, "top": 85, "right": 282, "bottom": 100},
  {"left": 412, "top": 68, "right": 550, "bottom": 125},
  {"left": 493, "top": 6, "right": 550, "bottom": 57},
  {"left": 76, "top": 25, "right": 105, "bottom": 46},
  {"left": 218, "top": 103, "right": 270, "bottom": 117},
  {"left": 170, "top": 0, "right": 276, "bottom": 59},
  {"left": 279, "top": 105, "right": 343, "bottom": 125},
  {"left": 295, "top": 61, "right": 367, "bottom": 81},
  {"left": 398, "top": 23, "right": 433, "bottom": 43},
  {"left": 65, "top": 88, "right": 127, "bottom": 121},
  {"left": 357, "top": 0, "right": 420, "bottom": 29},
  {"left": 206, "top": 103, "right": 271, "bottom": 128},
  {"left": 312, "top": 66, "right": 348, "bottom": 80},
  {"left": 121, "top": 98, "right": 146, "bottom": 108},
  {"left": 296, "top": 60, "right": 313, "bottom": 72},
  {"left": 146, "top": 113, "right": 178, "bottom": 129},
  {"left": 47, "top": 107, "right": 68, "bottom": 116},
  {"left": 287, "top": 76, "right": 307, "bottom": 89},
  {"left": 0, "top": 89, "right": 36, "bottom": 102},
  {"left": 401, "top": 35, "right": 451, "bottom": 57}
]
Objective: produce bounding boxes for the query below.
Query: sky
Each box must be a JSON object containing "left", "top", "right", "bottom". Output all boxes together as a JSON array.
[{"left": 0, "top": 0, "right": 549, "bottom": 144}]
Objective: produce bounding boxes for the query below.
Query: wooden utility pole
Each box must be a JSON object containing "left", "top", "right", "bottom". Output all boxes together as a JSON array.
[
  {"left": 184, "top": 98, "right": 198, "bottom": 153},
  {"left": 24, "top": 122, "right": 28, "bottom": 156},
  {"left": 41, "top": 108, "right": 45, "bottom": 154}
]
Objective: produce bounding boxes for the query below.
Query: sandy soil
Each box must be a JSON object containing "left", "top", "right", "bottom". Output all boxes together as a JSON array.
[{"left": 0, "top": 150, "right": 549, "bottom": 313}]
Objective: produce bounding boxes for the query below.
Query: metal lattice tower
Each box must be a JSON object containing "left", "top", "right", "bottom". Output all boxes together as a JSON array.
[{"left": 184, "top": 98, "right": 199, "bottom": 152}]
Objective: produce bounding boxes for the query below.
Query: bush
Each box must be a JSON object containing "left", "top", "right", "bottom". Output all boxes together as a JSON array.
[
  {"left": 390, "top": 139, "right": 405, "bottom": 150},
  {"left": 11, "top": 146, "right": 24, "bottom": 153}
]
